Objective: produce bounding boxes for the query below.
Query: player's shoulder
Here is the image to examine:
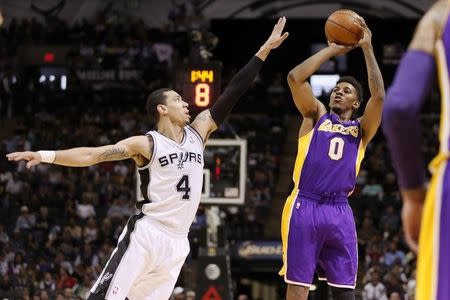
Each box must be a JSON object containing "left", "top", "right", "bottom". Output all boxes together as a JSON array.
[
  {"left": 184, "top": 125, "right": 204, "bottom": 145},
  {"left": 123, "top": 135, "right": 154, "bottom": 155}
]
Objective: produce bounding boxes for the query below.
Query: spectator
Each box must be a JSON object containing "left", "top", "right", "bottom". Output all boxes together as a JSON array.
[
  {"left": 172, "top": 286, "right": 185, "bottom": 300},
  {"left": 76, "top": 195, "right": 96, "bottom": 220},
  {"left": 362, "top": 177, "right": 384, "bottom": 201},
  {"left": 55, "top": 266, "right": 76, "bottom": 290},
  {"left": 0, "top": 224, "right": 9, "bottom": 244},
  {"left": 34, "top": 206, "right": 50, "bottom": 242},
  {"left": 106, "top": 197, "right": 133, "bottom": 219},
  {"left": 11, "top": 252, "right": 27, "bottom": 275},
  {"left": 15, "top": 205, "right": 36, "bottom": 232},
  {"left": 363, "top": 271, "right": 388, "bottom": 300},
  {"left": 83, "top": 217, "right": 98, "bottom": 244},
  {"left": 38, "top": 272, "right": 56, "bottom": 293},
  {"left": 40, "top": 290, "right": 50, "bottom": 300},
  {"left": 0, "top": 252, "right": 7, "bottom": 276},
  {"left": 380, "top": 205, "right": 401, "bottom": 233},
  {"left": 186, "top": 290, "right": 196, "bottom": 300},
  {"left": 384, "top": 270, "right": 406, "bottom": 299},
  {"left": 383, "top": 241, "right": 405, "bottom": 267}
]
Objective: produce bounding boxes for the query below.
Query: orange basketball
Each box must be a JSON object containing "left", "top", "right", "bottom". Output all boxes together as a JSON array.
[{"left": 325, "top": 9, "right": 364, "bottom": 46}]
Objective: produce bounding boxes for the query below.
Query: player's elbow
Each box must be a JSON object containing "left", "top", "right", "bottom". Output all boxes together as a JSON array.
[
  {"left": 377, "top": 89, "right": 386, "bottom": 102},
  {"left": 84, "top": 151, "right": 98, "bottom": 166},
  {"left": 373, "top": 92, "right": 385, "bottom": 108},
  {"left": 287, "top": 71, "right": 304, "bottom": 85},
  {"left": 287, "top": 72, "right": 296, "bottom": 84}
]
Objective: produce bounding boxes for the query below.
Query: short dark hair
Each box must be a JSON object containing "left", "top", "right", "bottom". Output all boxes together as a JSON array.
[
  {"left": 337, "top": 76, "right": 363, "bottom": 104},
  {"left": 146, "top": 88, "right": 172, "bottom": 123}
]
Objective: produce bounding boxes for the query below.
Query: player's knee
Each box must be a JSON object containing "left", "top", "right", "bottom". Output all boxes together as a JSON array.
[
  {"left": 331, "top": 286, "right": 355, "bottom": 300},
  {"left": 287, "top": 284, "right": 309, "bottom": 300}
]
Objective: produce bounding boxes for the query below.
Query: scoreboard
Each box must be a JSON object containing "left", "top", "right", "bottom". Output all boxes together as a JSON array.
[{"left": 175, "top": 61, "right": 222, "bottom": 111}]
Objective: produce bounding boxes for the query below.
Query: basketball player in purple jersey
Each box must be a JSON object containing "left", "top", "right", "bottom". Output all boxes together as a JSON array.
[
  {"left": 280, "top": 18, "right": 385, "bottom": 300},
  {"left": 382, "top": 1, "right": 449, "bottom": 299},
  {"left": 6, "top": 18, "right": 288, "bottom": 300}
]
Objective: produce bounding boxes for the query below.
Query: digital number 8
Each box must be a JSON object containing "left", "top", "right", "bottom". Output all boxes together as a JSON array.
[{"left": 195, "top": 83, "right": 210, "bottom": 107}]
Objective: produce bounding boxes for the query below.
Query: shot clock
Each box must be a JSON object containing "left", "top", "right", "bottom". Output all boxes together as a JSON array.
[{"left": 175, "top": 61, "right": 222, "bottom": 111}]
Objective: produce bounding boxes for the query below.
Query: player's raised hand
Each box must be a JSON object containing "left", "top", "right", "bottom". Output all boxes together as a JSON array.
[
  {"left": 263, "top": 16, "right": 289, "bottom": 50},
  {"left": 354, "top": 17, "right": 372, "bottom": 49},
  {"left": 327, "top": 41, "right": 357, "bottom": 56},
  {"left": 6, "top": 151, "right": 42, "bottom": 169}
]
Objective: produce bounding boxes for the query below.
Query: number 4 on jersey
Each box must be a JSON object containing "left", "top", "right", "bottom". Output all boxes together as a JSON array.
[{"left": 176, "top": 175, "right": 191, "bottom": 200}]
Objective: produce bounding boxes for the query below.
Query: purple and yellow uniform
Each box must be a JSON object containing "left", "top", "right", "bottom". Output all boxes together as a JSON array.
[
  {"left": 416, "top": 15, "right": 450, "bottom": 300},
  {"left": 280, "top": 112, "right": 365, "bottom": 288}
]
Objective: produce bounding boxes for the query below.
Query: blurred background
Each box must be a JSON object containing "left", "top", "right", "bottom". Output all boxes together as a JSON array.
[{"left": 0, "top": 0, "right": 440, "bottom": 299}]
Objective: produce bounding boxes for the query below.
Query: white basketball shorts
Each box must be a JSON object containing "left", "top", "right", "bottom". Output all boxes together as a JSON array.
[{"left": 88, "top": 213, "right": 190, "bottom": 300}]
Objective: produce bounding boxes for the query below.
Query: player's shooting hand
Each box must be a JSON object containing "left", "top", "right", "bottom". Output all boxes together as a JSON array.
[
  {"left": 6, "top": 151, "right": 42, "bottom": 169},
  {"left": 327, "top": 41, "right": 357, "bottom": 56},
  {"left": 401, "top": 188, "right": 426, "bottom": 254},
  {"left": 262, "top": 16, "right": 289, "bottom": 50},
  {"left": 354, "top": 17, "right": 372, "bottom": 50}
]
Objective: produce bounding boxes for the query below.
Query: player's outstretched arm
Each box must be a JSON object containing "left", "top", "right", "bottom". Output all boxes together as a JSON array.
[
  {"left": 356, "top": 18, "right": 385, "bottom": 146},
  {"left": 191, "top": 17, "right": 289, "bottom": 142},
  {"left": 6, "top": 135, "right": 152, "bottom": 169},
  {"left": 287, "top": 42, "right": 354, "bottom": 121}
]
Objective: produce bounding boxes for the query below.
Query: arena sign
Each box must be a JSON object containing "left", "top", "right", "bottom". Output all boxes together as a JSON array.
[
  {"left": 235, "top": 241, "right": 282, "bottom": 260},
  {"left": 75, "top": 69, "right": 143, "bottom": 81}
]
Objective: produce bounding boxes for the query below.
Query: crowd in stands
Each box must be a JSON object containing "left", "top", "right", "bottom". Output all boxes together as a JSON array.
[{"left": 0, "top": 4, "right": 443, "bottom": 300}]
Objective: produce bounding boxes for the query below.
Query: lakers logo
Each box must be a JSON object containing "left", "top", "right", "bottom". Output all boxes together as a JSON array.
[{"left": 318, "top": 119, "right": 359, "bottom": 137}]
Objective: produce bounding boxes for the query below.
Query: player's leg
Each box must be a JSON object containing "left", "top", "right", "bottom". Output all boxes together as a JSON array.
[
  {"left": 315, "top": 268, "right": 329, "bottom": 300},
  {"left": 127, "top": 234, "right": 190, "bottom": 300},
  {"left": 330, "top": 287, "right": 355, "bottom": 300},
  {"left": 280, "top": 196, "right": 323, "bottom": 300},
  {"left": 318, "top": 203, "right": 357, "bottom": 291},
  {"left": 287, "top": 284, "right": 309, "bottom": 300},
  {"left": 88, "top": 213, "right": 151, "bottom": 300},
  {"left": 315, "top": 281, "right": 329, "bottom": 300},
  {"left": 417, "top": 160, "right": 450, "bottom": 300}
]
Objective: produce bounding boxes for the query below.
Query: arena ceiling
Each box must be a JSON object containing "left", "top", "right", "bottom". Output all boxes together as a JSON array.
[{"left": 0, "top": 0, "right": 436, "bottom": 27}]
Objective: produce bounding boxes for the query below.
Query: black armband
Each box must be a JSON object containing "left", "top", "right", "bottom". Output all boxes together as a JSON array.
[{"left": 210, "top": 55, "right": 264, "bottom": 126}]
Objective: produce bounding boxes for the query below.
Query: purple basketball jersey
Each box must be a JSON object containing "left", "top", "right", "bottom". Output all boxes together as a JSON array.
[
  {"left": 280, "top": 112, "right": 364, "bottom": 287},
  {"left": 298, "top": 112, "right": 364, "bottom": 195}
]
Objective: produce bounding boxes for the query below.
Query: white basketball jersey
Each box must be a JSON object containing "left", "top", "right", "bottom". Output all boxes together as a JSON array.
[{"left": 137, "top": 125, "right": 204, "bottom": 235}]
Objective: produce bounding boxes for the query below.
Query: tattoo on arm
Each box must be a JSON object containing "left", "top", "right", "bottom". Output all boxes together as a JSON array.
[
  {"left": 365, "top": 51, "right": 384, "bottom": 98},
  {"left": 196, "top": 110, "right": 216, "bottom": 123},
  {"left": 192, "top": 109, "right": 218, "bottom": 142},
  {"left": 98, "top": 147, "right": 130, "bottom": 161}
]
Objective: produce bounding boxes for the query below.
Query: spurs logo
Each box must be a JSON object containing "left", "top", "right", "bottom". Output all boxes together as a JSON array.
[{"left": 100, "top": 272, "right": 112, "bottom": 285}]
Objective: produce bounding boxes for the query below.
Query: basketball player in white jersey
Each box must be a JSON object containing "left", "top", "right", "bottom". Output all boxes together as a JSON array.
[{"left": 6, "top": 17, "right": 289, "bottom": 300}]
